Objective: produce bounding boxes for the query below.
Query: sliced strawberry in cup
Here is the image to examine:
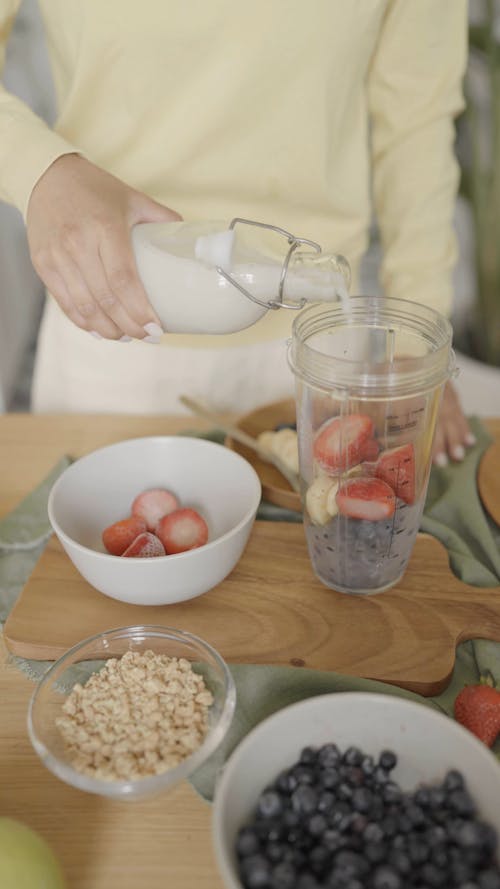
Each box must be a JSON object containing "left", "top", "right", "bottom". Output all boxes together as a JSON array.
[
  {"left": 313, "top": 414, "right": 375, "bottom": 473},
  {"left": 156, "top": 508, "right": 209, "bottom": 555},
  {"left": 131, "top": 488, "right": 179, "bottom": 532},
  {"left": 102, "top": 516, "right": 147, "bottom": 556},
  {"left": 360, "top": 438, "right": 380, "bottom": 462},
  {"left": 336, "top": 477, "right": 396, "bottom": 521},
  {"left": 122, "top": 532, "right": 166, "bottom": 558},
  {"left": 375, "top": 443, "right": 415, "bottom": 504}
]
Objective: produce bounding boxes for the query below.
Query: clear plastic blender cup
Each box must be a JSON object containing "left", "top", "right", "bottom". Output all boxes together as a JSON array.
[{"left": 288, "top": 297, "right": 455, "bottom": 595}]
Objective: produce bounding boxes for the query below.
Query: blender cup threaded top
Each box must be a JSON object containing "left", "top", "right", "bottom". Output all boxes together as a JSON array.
[{"left": 288, "top": 297, "right": 455, "bottom": 596}]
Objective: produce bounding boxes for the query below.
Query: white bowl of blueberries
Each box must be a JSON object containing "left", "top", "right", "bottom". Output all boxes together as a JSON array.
[{"left": 212, "top": 693, "right": 500, "bottom": 889}]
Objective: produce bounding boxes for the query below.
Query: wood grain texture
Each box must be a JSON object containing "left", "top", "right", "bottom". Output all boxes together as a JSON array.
[
  {"left": 225, "top": 399, "right": 301, "bottom": 511},
  {"left": 478, "top": 437, "right": 500, "bottom": 526},
  {"left": 5, "top": 525, "right": 500, "bottom": 696},
  {"left": 0, "top": 413, "right": 499, "bottom": 889}
]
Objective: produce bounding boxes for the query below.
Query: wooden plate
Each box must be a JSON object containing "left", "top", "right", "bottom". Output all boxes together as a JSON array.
[
  {"left": 478, "top": 439, "right": 500, "bottom": 526},
  {"left": 225, "top": 399, "right": 301, "bottom": 512}
]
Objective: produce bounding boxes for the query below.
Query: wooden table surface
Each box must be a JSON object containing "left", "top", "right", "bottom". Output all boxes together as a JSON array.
[{"left": 1, "top": 413, "right": 499, "bottom": 889}]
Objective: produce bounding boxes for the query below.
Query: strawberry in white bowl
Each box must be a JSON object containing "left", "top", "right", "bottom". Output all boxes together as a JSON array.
[{"left": 48, "top": 436, "right": 261, "bottom": 606}]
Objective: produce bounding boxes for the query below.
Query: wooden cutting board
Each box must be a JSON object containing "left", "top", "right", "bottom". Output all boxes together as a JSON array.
[
  {"left": 5, "top": 523, "right": 500, "bottom": 696},
  {"left": 478, "top": 438, "right": 500, "bottom": 526}
]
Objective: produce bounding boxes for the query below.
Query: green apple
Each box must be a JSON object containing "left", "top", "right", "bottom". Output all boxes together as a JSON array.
[{"left": 0, "top": 817, "right": 66, "bottom": 889}]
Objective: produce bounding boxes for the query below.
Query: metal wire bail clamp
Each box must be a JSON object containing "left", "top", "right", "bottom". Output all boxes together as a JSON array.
[{"left": 215, "top": 217, "right": 322, "bottom": 311}]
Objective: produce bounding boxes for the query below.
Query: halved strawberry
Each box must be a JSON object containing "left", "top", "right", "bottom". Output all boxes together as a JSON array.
[
  {"left": 313, "top": 414, "right": 375, "bottom": 474},
  {"left": 375, "top": 443, "right": 415, "bottom": 504},
  {"left": 360, "top": 438, "right": 380, "bottom": 462},
  {"left": 156, "top": 508, "right": 209, "bottom": 555},
  {"left": 131, "top": 488, "right": 179, "bottom": 532},
  {"left": 122, "top": 531, "right": 166, "bottom": 558},
  {"left": 102, "top": 516, "right": 147, "bottom": 556},
  {"left": 336, "top": 477, "right": 396, "bottom": 521}
]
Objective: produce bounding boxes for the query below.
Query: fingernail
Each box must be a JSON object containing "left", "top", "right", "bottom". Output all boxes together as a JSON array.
[
  {"left": 465, "top": 433, "right": 477, "bottom": 447},
  {"left": 143, "top": 335, "right": 161, "bottom": 344},
  {"left": 143, "top": 322, "right": 163, "bottom": 337},
  {"left": 119, "top": 335, "right": 133, "bottom": 342},
  {"left": 90, "top": 330, "right": 103, "bottom": 340},
  {"left": 434, "top": 452, "right": 448, "bottom": 468},
  {"left": 451, "top": 444, "right": 465, "bottom": 461}
]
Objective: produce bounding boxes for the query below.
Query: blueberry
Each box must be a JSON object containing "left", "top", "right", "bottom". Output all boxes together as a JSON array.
[
  {"left": 269, "top": 860, "right": 296, "bottom": 889},
  {"left": 300, "top": 746, "right": 317, "bottom": 765},
  {"left": 388, "top": 849, "right": 412, "bottom": 875},
  {"left": 293, "top": 765, "right": 316, "bottom": 786},
  {"left": 295, "top": 874, "right": 320, "bottom": 889},
  {"left": 351, "top": 787, "right": 373, "bottom": 813},
  {"left": 478, "top": 870, "right": 500, "bottom": 889},
  {"left": 308, "top": 843, "right": 331, "bottom": 875},
  {"left": 372, "top": 864, "right": 402, "bottom": 889},
  {"left": 363, "top": 821, "right": 385, "bottom": 844},
  {"left": 307, "top": 813, "right": 328, "bottom": 838},
  {"left": 419, "top": 862, "right": 448, "bottom": 887},
  {"left": 322, "top": 828, "right": 343, "bottom": 851},
  {"left": 361, "top": 754, "right": 376, "bottom": 776},
  {"left": 379, "top": 750, "right": 397, "bottom": 772},
  {"left": 404, "top": 802, "right": 426, "bottom": 827},
  {"left": 383, "top": 781, "right": 402, "bottom": 805},
  {"left": 407, "top": 836, "right": 429, "bottom": 864},
  {"left": 265, "top": 841, "right": 285, "bottom": 863},
  {"left": 257, "top": 790, "right": 285, "bottom": 819},
  {"left": 337, "top": 782, "right": 354, "bottom": 801},
  {"left": 448, "top": 789, "right": 476, "bottom": 817},
  {"left": 236, "top": 827, "right": 261, "bottom": 858},
  {"left": 321, "top": 767, "right": 341, "bottom": 789},
  {"left": 291, "top": 785, "right": 318, "bottom": 816},
  {"left": 343, "top": 746, "right": 364, "bottom": 766},
  {"left": 443, "top": 768, "right": 465, "bottom": 792},
  {"left": 317, "top": 791, "right": 336, "bottom": 813},
  {"left": 329, "top": 850, "right": 367, "bottom": 883},
  {"left": 317, "top": 743, "right": 341, "bottom": 767},
  {"left": 414, "top": 785, "right": 431, "bottom": 807},
  {"left": 425, "top": 825, "right": 447, "bottom": 848},
  {"left": 240, "top": 853, "right": 272, "bottom": 888},
  {"left": 365, "top": 841, "right": 389, "bottom": 863}
]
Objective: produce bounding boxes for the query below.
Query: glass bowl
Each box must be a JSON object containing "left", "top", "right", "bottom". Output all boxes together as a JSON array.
[{"left": 27, "top": 625, "right": 236, "bottom": 800}]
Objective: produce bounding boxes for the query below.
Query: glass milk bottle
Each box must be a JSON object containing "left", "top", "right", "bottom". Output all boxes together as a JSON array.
[
  {"left": 132, "top": 218, "right": 351, "bottom": 334},
  {"left": 288, "top": 297, "right": 455, "bottom": 595}
]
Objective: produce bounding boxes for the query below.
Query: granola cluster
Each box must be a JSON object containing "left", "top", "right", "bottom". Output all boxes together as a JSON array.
[{"left": 55, "top": 649, "right": 214, "bottom": 781}]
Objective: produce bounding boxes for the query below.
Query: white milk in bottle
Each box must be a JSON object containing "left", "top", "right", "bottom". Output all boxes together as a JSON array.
[{"left": 131, "top": 219, "right": 351, "bottom": 334}]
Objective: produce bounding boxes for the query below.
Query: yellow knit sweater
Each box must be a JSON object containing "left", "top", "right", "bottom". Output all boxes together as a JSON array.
[{"left": 0, "top": 0, "right": 466, "bottom": 347}]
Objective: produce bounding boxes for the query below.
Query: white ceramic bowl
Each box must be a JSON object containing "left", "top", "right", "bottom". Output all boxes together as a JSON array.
[
  {"left": 213, "top": 693, "right": 500, "bottom": 888},
  {"left": 48, "top": 436, "right": 261, "bottom": 605},
  {"left": 28, "top": 625, "right": 236, "bottom": 800}
]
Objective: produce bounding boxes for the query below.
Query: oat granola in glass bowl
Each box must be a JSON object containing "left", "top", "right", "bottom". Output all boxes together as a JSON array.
[{"left": 27, "top": 625, "right": 236, "bottom": 800}]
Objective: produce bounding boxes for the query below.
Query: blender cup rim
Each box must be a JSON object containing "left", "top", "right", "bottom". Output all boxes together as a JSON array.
[{"left": 288, "top": 296, "right": 455, "bottom": 397}]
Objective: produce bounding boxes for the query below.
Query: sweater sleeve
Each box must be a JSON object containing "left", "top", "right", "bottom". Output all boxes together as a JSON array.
[
  {"left": 0, "top": 0, "right": 78, "bottom": 218},
  {"left": 367, "top": 0, "right": 468, "bottom": 318}
]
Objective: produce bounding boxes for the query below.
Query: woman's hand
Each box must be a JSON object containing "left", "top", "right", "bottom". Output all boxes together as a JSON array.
[
  {"left": 432, "top": 381, "right": 476, "bottom": 466},
  {"left": 26, "top": 153, "right": 181, "bottom": 341}
]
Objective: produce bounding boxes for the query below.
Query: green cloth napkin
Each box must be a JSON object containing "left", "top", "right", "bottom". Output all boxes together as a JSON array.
[{"left": 0, "top": 423, "right": 499, "bottom": 803}]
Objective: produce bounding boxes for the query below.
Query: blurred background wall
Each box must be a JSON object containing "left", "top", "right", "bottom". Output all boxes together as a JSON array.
[{"left": 0, "top": 0, "right": 499, "bottom": 413}]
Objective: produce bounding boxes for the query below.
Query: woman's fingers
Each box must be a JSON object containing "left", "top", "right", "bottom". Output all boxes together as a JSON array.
[
  {"left": 432, "top": 382, "right": 476, "bottom": 466},
  {"left": 98, "top": 224, "right": 164, "bottom": 338},
  {"left": 34, "top": 253, "right": 124, "bottom": 340}
]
